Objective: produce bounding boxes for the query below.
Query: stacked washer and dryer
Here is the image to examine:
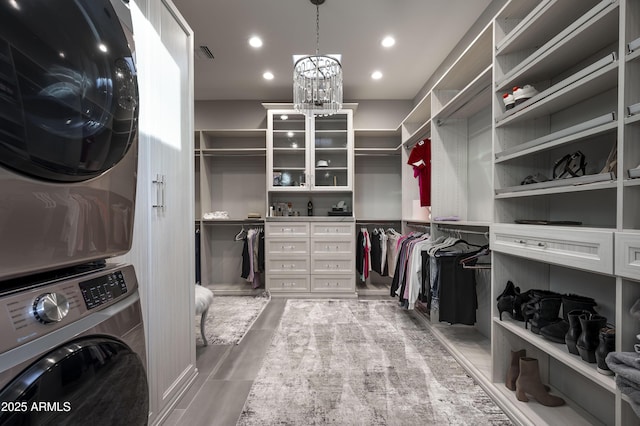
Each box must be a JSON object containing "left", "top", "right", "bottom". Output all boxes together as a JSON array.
[{"left": 0, "top": 0, "right": 148, "bottom": 424}]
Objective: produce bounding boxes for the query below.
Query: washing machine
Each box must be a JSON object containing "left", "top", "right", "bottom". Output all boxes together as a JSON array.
[
  {"left": 0, "top": 263, "right": 148, "bottom": 425},
  {"left": 0, "top": 0, "right": 139, "bottom": 282}
]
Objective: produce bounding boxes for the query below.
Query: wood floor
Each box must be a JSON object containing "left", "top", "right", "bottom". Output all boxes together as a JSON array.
[{"left": 163, "top": 297, "right": 287, "bottom": 426}]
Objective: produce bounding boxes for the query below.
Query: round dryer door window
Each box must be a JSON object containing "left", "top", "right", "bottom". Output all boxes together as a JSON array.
[
  {"left": 0, "top": 337, "right": 148, "bottom": 425},
  {"left": 0, "top": 0, "right": 138, "bottom": 182}
]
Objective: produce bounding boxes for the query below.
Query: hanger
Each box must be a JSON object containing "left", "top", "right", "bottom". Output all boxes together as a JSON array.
[
  {"left": 459, "top": 245, "right": 491, "bottom": 269},
  {"left": 234, "top": 225, "right": 246, "bottom": 241}
]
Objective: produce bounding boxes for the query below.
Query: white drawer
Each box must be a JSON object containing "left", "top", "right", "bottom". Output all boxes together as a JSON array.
[
  {"left": 491, "top": 224, "right": 614, "bottom": 274},
  {"left": 311, "top": 275, "right": 354, "bottom": 292},
  {"left": 615, "top": 232, "right": 640, "bottom": 281},
  {"left": 266, "top": 238, "right": 309, "bottom": 255},
  {"left": 310, "top": 238, "right": 353, "bottom": 255},
  {"left": 311, "top": 222, "right": 354, "bottom": 237},
  {"left": 266, "top": 222, "right": 309, "bottom": 237},
  {"left": 266, "top": 257, "right": 310, "bottom": 274},
  {"left": 267, "top": 275, "right": 310, "bottom": 292},
  {"left": 310, "top": 256, "right": 354, "bottom": 274}
]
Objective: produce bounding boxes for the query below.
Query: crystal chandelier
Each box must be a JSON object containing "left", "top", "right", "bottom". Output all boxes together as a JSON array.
[{"left": 293, "top": 0, "right": 343, "bottom": 116}]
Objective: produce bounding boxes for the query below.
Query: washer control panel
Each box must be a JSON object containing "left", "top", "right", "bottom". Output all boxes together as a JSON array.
[
  {"left": 79, "top": 270, "right": 128, "bottom": 310},
  {"left": 0, "top": 264, "right": 137, "bottom": 354}
]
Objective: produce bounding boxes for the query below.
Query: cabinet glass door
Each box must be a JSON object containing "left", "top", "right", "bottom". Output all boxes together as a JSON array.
[
  {"left": 312, "top": 113, "right": 351, "bottom": 189},
  {"left": 271, "top": 113, "right": 308, "bottom": 189}
]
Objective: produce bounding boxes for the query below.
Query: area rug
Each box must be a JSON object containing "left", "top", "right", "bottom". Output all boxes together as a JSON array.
[
  {"left": 237, "top": 299, "right": 512, "bottom": 425},
  {"left": 196, "top": 293, "right": 270, "bottom": 346}
]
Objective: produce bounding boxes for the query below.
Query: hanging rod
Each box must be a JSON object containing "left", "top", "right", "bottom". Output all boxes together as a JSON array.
[
  {"left": 356, "top": 219, "right": 402, "bottom": 224},
  {"left": 405, "top": 221, "right": 431, "bottom": 229},
  {"left": 436, "top": 224, "right": 489, "bottom": 239}
]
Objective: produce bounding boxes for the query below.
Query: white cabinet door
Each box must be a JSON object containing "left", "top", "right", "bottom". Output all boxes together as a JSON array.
[
  {"left": 119, "top": 2, "right": 195, "bottom": 424},
  {"left": 267, "top": 110, "right": 310, "bottom": 191},
  {"left": 267, "top": 109, "right": 353, "bottom": 192}
]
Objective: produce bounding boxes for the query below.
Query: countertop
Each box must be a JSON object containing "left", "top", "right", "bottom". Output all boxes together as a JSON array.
[{"left": 265, "top": 216, "right": 354, "bottom": 222}]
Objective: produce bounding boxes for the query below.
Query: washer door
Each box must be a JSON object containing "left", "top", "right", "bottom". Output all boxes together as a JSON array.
[
  {"left": 0, "top": 0, "right": 138, "bottom": 182},
  {"left": 0, "top": 337, "right": 148, "bottom": 426}
]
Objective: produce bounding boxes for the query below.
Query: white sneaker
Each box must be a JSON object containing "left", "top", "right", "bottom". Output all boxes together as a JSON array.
[
  {"left": 502, "top": 92, "right": 515, "bottom": 110},
  {"left": 513, "top": 85, "right": 538, "bottom": 105}
]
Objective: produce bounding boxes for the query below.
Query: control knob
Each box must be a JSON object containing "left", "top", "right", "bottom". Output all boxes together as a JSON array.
[{"left": 33, "top": 293, "right": 70, "bottom": 323}]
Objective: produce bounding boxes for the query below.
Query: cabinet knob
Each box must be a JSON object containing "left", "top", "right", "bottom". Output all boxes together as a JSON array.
[
  {"left": 515, "top": 239, "right": 526, "bottom": 244},
  {"left": 537, "top": 242, "right": 547, "bottom": 248}
]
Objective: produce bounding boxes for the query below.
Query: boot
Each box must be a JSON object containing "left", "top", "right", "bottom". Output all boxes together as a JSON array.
[
  {"left": 596, "top": 326, "right": 615, "bottom": 375},
  {"left": 506, "top": 349, "right": 526, "bottom": 391},
  {"left": 542, "top": 295, "right": 598, "bottom": 344},
  {"left": 529, "top": 294, "right": 562, "bottom": 334},
  {"left": 515, "top": 357, "right": 565, "bottom": 407},
  {"left": 497, "top": 281, "right": 519, "bottom": 321},
  {"left": 522, "top": 290, "right": 561, "bottom": 330},
  {"left": 561, "top": 294, "right": 597, "bottom": 320},
  {"left": 576, "top": 313, "right": 607, "bottom": 363},
  {"left": 565, "top": 309, "right": 589, "bottom": 355}
]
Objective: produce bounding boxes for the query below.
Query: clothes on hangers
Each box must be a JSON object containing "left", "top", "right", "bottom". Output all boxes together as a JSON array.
[
  {"left": 240, "top": 227, "right": 264, "bottom": 288},
  {"left": 407, "top": 138, "right": 432, "bottom": 206}
]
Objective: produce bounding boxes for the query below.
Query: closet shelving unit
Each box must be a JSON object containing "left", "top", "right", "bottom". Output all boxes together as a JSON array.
[
  {"left": 423, "top": 19, "right": 495, "bottom": 398},
  {"left": 354, "top": 128, "right": 402, "bottom": 295},
  {"left": 194, "top": 128, "right": 267, "bottom": 295},
  {"left": 490, "top": 1, "right": 640, "bottom": 424}
]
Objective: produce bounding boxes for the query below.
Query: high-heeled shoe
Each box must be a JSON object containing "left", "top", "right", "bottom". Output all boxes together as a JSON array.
[{"left": 497, "top": 281, "right": 519, "bottom": 320}]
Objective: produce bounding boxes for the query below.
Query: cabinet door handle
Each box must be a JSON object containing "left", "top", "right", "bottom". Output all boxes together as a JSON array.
[{"left": 152, "top": 174, "right": 165, "bottom": 208}]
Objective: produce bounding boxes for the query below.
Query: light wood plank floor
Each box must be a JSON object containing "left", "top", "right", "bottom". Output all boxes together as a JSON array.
[{"left": 163, "top": 298, "right": 287, "bottom": 426}]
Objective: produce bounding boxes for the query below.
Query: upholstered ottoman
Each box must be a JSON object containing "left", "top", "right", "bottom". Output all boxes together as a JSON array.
[{"left": 195, "top": 285, "right": 214, "bottom": 345}]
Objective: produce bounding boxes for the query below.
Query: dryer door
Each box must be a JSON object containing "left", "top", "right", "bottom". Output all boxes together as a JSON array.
[
  {"left": 0, "top": 0, "right": 138, "bottom": 182},
  {"left": 0, "top": 337, "right": 148, "bottom": 425}
]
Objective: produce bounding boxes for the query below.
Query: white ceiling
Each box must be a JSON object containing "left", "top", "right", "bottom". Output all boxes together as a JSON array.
[{"left": 172, "top": 0, "right": 493, "bottom": 102}]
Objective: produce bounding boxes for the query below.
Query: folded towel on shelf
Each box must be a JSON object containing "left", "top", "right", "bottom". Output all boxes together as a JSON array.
[{"left": 606, "top": 351, "right": 640, "bottom": 417}]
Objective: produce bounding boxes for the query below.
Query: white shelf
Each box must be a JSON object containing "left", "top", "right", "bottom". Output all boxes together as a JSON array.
[
  {"left": 354, "top": 128, "right": 400, "bottom": 137},
  {"left": 495, "top": 180, "right": 617, "bottom": 199},
  {"left": 199, "top": 148, "right": 266, "bottom": 156},
  {"left": 199, "top": 128, "right": 267, "bottom": 137},
  {"left": 496, "top": 0, "right": 603, "bottom": 56},
  {"left": 433, "top": 66, "right": 492, "bottom": 122},
  {"left": 626, "top": 114, "right": 640, "bottom": 126},
  {"left": 495, "top": 317, "right": 616, "bottom": 393},
  {"left": 495, "top": 61, "right": 618, "bottom": 127},
  {"left": 495, "top": 116, "right": 617, "bottom": 162},
  {"left": 495, "top": 1, "right": 619, "bottom": 92},
  {"left": 433, "top": 220, "right": 491, "bottom": 227},
  {"left": 492, "top": 382, "right": 606, "bottom": 426}
]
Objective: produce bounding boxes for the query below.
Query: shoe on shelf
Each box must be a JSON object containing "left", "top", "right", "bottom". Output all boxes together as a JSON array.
[
  {"left": 503, "top": 92, "right": 515, "bottom": 110},
  {"left": 599, "top": 143, "right": 617, "bottom": 176},
  {"left": 513, "top": 85, "right": 539, "bottom": 105}
]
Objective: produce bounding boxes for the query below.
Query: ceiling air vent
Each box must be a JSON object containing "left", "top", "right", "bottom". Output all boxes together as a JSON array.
[{"left": 196, "top": 45, "right": 214, "bottom": 60}]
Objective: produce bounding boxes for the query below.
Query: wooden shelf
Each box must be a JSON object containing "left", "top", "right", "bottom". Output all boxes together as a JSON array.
[
  {"left": 495, "top": 180, "right": 617, "bottom": 199},
  {"left": 433, "top": 66, "right": 492, "bottom": 122},
  {"left": 495, "top": 1, "right": 618, "bottom": 92},
  {"left": 495, "top": 317, "right": 616, "bottom": 393}
]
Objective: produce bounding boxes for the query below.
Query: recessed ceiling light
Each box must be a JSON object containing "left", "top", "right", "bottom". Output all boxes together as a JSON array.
[
  {"left": 371, "top": 71, "right": 383, "bottom": 80},
  {"left": 381, "top": 36, "right": 395, "bottom": 48},
  {"left": 249, "top": 36, "right": 263, "bottom": 48},
  {"left": 263, "top": 71, "right": 274, "bottom": 80}
]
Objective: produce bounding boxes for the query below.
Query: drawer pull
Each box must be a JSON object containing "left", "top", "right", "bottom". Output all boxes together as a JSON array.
[
  {"left": 515, "top": 239, "right": 526, "bottom": 244},
  {"left": 281, "top": 228, "right": 293, "bottom": 233},
  {"left": 281, "top": 282, "right": 295, "bottom": 287},
  {"left": 281, "top": 245, "right": 295, "bottom": 250},
  {"left": 537, "top": 242, "right": 547, "bottom": 248}
]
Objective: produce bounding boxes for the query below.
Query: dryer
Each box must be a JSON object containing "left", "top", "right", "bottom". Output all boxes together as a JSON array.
[
  {"left": 0, "top": 0, "right": 139, "bottom": 281},
  {"left": 0, "top": 264, "right": 148, "bottom": 425}
]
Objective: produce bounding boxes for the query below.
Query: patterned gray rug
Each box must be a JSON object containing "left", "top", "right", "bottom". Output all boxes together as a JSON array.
[
  {"left": 196, "top": 294, "right": 270, "bottom": 345},
  {"left": 237, "top": 299, "right": 512, "bottom": 425}
]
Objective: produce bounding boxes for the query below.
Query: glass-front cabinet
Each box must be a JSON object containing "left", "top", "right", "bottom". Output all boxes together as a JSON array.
[{"left": 267, "top": 109, "right": 353, "bottom": 192}]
